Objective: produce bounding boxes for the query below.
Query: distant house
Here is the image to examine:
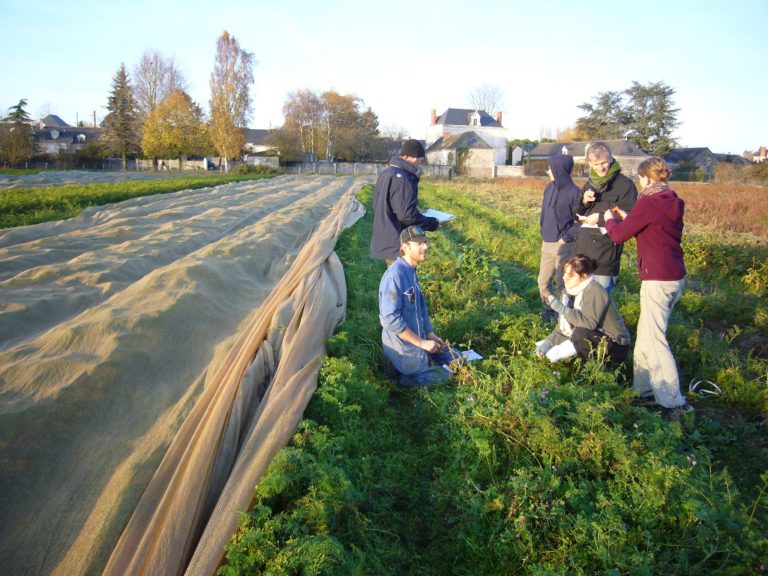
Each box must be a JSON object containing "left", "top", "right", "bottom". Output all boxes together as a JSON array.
[
  {"left": 753, "top": 146, "right": 767, "bottom": 163},
  {"left": 664, "top": 147, "right": 751, "bottom": 179},
  {"left": 425, "top": 108, "right": 508, "bottom": 167},
  {"left": 510, "top": 143, "right": 536, "bottom": 165},
  {"left": 713, "top": 153, "right": 751, "bottom": 166},
  {"left": 34, "top": 114, "right": 102, "bottom": 155},
  {"left": 426, "top": 131, "right": 496, "bottom": 170},
  {"left": 244, "top": 128, "right": 277, "bottom": 155},
  {"left": 528, "top": 139, "right": 649, "bottom": 176}
]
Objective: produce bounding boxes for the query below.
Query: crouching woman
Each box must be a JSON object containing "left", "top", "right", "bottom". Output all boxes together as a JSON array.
[{"left": 536, "top": 254, "right": 630, "bottom": 363}]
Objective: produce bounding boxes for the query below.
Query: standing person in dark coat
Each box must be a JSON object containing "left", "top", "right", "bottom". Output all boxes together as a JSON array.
[
  {"left": 603, "top": 156, "right": 693, "bottom": 421},
  {"left": 572, "top": 141, "right": 638, "bottom": 293},
  {"left": 371, "top": 139, "right": 439, "bottom": 265},
  {"left": 538, "top": 154, "right": 583, "bottom": 322}
]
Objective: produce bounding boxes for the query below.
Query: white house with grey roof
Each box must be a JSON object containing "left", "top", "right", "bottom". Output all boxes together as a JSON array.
[{"left": 425, "top": 108, "right": 509, "bottom": 170}]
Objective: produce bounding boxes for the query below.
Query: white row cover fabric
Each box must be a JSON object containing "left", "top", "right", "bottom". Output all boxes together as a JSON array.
[{"left": 0, "top": 175, "right": 368, "bottom": 575}]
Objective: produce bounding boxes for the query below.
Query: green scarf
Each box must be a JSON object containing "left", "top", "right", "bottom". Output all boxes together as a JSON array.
[{"left": 588, "top": 159, "right": 622, "bottom": 191}]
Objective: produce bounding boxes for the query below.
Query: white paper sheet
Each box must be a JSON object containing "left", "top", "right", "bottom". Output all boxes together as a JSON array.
[
  {"left": 422, "top": 208, "right": 456, "bottom": 222},
  {"left": 545, "top": 340, "right": 577, "bottom": 362}
]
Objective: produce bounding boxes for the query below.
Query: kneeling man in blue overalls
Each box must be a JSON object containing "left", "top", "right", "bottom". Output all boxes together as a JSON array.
[{"left": 378, "top": 225, "right": 459, "bottom": 387}]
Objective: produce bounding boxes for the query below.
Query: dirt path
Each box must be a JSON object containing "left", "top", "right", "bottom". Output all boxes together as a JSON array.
[{"left": 0, "top": 174, "right": 371, "bottom": 575}]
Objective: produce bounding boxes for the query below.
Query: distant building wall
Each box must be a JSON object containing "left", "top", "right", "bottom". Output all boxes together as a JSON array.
[
  {"left": 279, "top": 162, "right": 531, "bottom": 179},
  {"left": 136, "top": 158, "right": 210, "bottom": 171},
  {"left": 245, "top": 156, "right": 280, "bottom": 167}
]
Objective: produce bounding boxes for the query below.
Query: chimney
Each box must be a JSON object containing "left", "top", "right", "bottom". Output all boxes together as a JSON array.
[
  {"left": 761, "top": 146, "right": 767, "bottom": 158},
  {"left": 496, "top": 111, "right": 503, "bottom": 124},
  {"left": 431, "top": 109, "right": 437, "bottom": 125}
]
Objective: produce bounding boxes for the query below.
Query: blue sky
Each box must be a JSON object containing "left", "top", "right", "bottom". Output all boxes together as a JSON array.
[{"left": 2, "top": 0, "right": 765, "bottom": 154}]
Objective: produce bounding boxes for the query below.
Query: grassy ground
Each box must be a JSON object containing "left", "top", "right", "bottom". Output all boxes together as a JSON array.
[
  {"left": 0, "top": 172, "right": 276, "bottom": 229},
  {"left": 0, "top": 168, "right": 44, "bottom": 176},
  {"left": 220, "top": 181, "right": 767, "bottom": 575}
]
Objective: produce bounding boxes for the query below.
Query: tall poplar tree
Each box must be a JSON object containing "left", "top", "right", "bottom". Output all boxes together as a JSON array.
[
  {"left": 102, "top": 63, "right": 141, "bottom": 170},
  {"left": 209, "top": 31, "right": 255, "bottom": 169}
]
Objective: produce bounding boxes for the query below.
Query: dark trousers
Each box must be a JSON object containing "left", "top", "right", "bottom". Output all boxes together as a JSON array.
[{"left": 571, "top": 327, "right": 628, "bottom": 364}]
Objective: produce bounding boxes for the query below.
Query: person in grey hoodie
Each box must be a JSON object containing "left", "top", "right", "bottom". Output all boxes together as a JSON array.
[
  {"left": 538, "top": 154, "right": 583, "bottom": 322},
  {"left": 536, "top": 254, "right": 631, "bottom": 364}
]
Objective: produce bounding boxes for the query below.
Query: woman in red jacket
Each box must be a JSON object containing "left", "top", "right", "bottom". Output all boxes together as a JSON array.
[{"left": 603, "top": 157, "right": 693, "bottom": 421}]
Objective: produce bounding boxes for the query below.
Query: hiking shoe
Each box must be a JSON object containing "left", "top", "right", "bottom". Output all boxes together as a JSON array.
[
  {"left": 662, "top": 403, "right": 695, "bottom": 421},
  {"left": 633, "top": 394, "right": 658, "bottom": 407}
]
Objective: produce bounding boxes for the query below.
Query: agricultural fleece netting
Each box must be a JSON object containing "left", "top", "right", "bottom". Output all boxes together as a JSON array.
[{"left": 0, "top": 174, "right": 367, "bottom": 575}]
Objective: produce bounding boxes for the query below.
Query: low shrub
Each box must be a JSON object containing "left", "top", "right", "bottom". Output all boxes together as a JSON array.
[{"left": 231, "top": 163, "right": 278, "bottom": 175}]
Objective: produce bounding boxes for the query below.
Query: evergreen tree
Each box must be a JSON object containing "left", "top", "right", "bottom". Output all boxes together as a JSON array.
[
  {"left": 575, "top": 82, "right": 680, "bottom": 155},
  {"left": 5, "top": 99, "right": 32, "bottom": 123},
  {"left": 575, "top": 91, "right": 630, "bottom": 141},
  {"left": 625, "top": 81, "right": 680, "bottom": 155},
  {"left": 102, "top": 63, "right": 141, "bottom": 170},
  {"left": 0, "top": 99, "right": 35, "bottom": 166}
]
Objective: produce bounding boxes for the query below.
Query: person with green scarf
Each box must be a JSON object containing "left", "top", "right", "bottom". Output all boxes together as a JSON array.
[{"left": 571, "top": 141, "right": 638, "bottom": 293}]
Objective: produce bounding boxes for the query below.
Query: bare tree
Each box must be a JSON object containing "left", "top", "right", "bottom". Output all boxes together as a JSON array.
[
  {"left": 379, "top": 124, "right": 408, "bottom": 139},
  {"left": 467, "top": 84, "right": 504, "bottom": 115},
  {"left": 209, "top": 31, "right": 255, "bottom": 168},
  {"left": 282, "top": 89, "right": 323, "bottom": 161},
  {"left": 278, "top": 89, "right": 380, "bottom": 162},
  {"left": 133, "top": 50, "right": 188, "bottom": 121},
  {"left": 36, "top": 102, "right": 52, "bottom": 120}
]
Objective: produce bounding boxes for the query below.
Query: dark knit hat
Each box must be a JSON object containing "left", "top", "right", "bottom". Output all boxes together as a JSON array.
[{"left": 400, "top": 139, "right": 425, "bottom": 158}]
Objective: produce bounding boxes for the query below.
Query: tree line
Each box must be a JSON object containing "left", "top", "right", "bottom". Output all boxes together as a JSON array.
[
  {"left": 0, "top": 31, "right": 256, "bottom": 170},
  {"left": 1, "top": 29, "right": 393, "bottom": 170},
  {"left": 3, "top": 65, "right": 686, "bottom": 169}
]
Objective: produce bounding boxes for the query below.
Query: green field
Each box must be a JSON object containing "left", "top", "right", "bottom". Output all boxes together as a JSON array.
[
  {"left": 221, "top": 181, "right": 767, "bottom": 575},
  {"left": 0, "top": 172, "right": 275, "bottom": 229}
]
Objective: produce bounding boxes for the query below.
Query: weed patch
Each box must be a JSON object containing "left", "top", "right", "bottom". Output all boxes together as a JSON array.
[{"left": 221, "top": 180, "right": 767, "bottom": 574}]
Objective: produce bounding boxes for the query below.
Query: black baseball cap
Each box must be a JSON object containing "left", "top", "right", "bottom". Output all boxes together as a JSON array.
[{"left": 400, "top": 225, "right": 429, "bottom": 244}]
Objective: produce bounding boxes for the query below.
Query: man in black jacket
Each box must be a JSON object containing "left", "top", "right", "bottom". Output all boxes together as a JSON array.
[
  {"left": 571, "top": 141, "right": 637, "bottom": 293},
  {"left": 371, "top": 139, "right": 439, "bottom": 265}
]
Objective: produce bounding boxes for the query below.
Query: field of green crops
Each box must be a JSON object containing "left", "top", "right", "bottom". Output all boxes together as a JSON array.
[
  {"left": 0, "top": 172, "right": 275, "bottom": 229},
  {"left": 220, "top": 180, "right": 767, "bottom": 575}
]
